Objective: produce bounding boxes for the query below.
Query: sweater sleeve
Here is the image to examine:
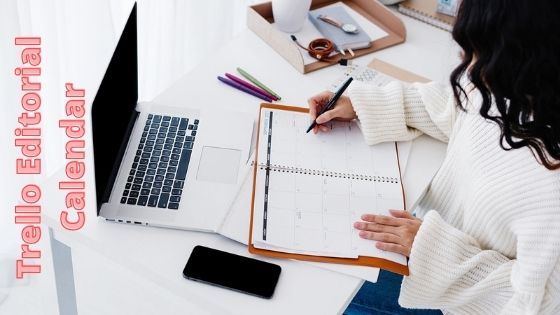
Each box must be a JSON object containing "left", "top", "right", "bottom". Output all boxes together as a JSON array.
[
  {"left": 399, "top": 210, "right": 560, "bottom": 314},
  {"left": 348, "top": 80, "right": 457, "bottom": 145}
]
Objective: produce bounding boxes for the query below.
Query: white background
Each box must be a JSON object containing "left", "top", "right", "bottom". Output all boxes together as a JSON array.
[{"left": 1, "top": 1, "right": 260, "bottom": 314}]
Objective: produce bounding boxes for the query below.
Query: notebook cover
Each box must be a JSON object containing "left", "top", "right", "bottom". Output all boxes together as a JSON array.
[
  {"left": 308, "top": 6, "right": 372, "bottom": 51},
  {"left": 248, "top": 103, "right": 409, "bottom": 276},
  {"left": 368, "top": 58, "right": 430, "bottom": 83},
  {"left": 398, "top": 0, "right": 455, "bottom": 31}
]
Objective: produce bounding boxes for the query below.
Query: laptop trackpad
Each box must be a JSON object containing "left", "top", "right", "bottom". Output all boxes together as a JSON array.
[{"left": 196, "top": 146, "right": 241, "bottom": 184}]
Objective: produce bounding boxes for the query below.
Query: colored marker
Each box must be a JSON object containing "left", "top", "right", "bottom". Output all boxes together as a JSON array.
[
  {"left": 225, "top": 73, "right": 278, "bottom": 101},
  {"left": 217, "top": 76, "right": 273, "bottom": 102},
  {"left": 236, "top": 67, "right": 282, "bottom": 100}
]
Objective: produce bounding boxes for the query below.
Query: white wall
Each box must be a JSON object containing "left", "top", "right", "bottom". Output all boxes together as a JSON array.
[{"left": 0, "top": 1, "right": 259, "bottom": 314}]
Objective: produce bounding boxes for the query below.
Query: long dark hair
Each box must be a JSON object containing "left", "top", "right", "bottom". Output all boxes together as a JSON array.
[{"left": 450, "top": 0, "right": 560, "bottom": 170}]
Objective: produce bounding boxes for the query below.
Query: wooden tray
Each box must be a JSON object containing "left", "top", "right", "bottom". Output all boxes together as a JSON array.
[{"left": 247, "top": 0, "right": 406, "bottom": 74}]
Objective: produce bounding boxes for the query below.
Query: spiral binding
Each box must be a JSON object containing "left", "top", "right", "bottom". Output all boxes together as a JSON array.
[{"left": 258, "top": 163, "right": 399, "bottom": 184}]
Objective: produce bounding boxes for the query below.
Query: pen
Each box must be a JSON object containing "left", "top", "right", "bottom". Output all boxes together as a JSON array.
[
  {"left": 306, "top": 77, "right": 353, "bottom": 134},
  {"left": 217, "top": 76, "right": 273, "bottom": 102},
  {"left": 225, "top": 73, "right": 278, "bottom": 101},
  {"left": 237, "top": 67, "right": 282, "bottom": 100}
]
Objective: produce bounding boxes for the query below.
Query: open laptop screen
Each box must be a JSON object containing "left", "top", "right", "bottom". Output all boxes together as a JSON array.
[{"left": 91, "top": 3, "right": 138, "bottom": 212}]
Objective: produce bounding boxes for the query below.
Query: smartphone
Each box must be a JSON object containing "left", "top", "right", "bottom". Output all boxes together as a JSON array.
[{"left": 182, "top": 246, "right": 281, "bottom": 299}]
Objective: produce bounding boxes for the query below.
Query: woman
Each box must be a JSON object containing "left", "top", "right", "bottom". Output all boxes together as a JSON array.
[{"left": 308, "top": 0, "right": 560, "bottom": 314}]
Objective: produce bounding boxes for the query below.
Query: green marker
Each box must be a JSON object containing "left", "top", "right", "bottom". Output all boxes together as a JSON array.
[{"left": 236, "top": 67, "right": 281, "bottom": 100}]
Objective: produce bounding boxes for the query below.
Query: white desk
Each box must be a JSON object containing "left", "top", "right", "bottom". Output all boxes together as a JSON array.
[{"left": 46, "top": 12, "right": 459, "bottom": 315}]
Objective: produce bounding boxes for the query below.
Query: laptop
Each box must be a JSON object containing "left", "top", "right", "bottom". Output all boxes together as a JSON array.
[{"left": 92, "top": 3, "right": 254, "bottom": 232}]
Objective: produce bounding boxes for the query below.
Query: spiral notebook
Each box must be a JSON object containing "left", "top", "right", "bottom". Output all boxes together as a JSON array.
[
  {"left": 248, "top": 103, "right": 409, "bottom": 275},
  {"left": 398, "top": 0, "right": 455, "bottom": 32}
]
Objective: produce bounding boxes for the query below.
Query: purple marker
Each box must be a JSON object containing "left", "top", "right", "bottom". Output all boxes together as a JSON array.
[
  {"left": 225, "top": 73, "right": 278, "bottom": 101},
  {"left": 217, "top": 76, "right": 273, "bottom": 102}
]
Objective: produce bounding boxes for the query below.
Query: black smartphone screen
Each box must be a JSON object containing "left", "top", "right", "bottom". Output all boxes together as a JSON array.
[{"left": 183, "top": 246, "right": 281, "bottom": 299}]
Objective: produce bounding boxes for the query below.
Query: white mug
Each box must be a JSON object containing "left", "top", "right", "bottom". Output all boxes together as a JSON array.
[{"left": 272, "top": 0, "right": 312, "bottom": 33}]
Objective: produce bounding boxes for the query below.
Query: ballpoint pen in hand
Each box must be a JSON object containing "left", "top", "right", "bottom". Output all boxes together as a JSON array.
[{"left": 306, "top": 77, "right": 353, "bottom": 133}]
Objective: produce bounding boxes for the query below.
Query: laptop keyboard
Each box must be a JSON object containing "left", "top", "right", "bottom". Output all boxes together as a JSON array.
[{"left": 120, "top": 114, "right": 199, "bottom": 210}]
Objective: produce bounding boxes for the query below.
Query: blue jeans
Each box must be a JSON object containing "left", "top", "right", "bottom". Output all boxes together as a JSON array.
[{"left": 344, "top": 271, "right": 443, "bottom": 315}]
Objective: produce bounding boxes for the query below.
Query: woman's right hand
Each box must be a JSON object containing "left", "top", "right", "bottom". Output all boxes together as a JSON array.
[{"left": 308, "top": 91, "right": 357, "bottom": 134}]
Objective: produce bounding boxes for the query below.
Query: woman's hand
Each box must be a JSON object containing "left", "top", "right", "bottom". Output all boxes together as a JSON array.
[
  {"left": 307, "top": 91, "right": 357, "bottom": 134},
  {"left": 353, "top": 210, "right": 422, "bottom": 257}
]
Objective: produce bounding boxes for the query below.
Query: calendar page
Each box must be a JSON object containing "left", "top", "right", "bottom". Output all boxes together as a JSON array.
[
  {"left": 329, "top": 64, "right": 397, "bottom": 92},
  {"left": 251, "top": 107, "right": 406, "bottom": 265}
]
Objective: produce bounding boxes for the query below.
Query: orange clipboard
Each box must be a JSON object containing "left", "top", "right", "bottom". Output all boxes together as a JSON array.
[{"left": 248, "top": 103, "right": 409, "bottom": 276}]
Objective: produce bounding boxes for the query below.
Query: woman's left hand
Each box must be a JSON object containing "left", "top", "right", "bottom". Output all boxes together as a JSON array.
[{"left": 353, "top": 210, "right": 422, "bottom": 257}]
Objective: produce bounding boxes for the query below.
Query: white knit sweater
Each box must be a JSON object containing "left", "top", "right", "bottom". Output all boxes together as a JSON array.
[{"left": 348, "top": 81, "right": 560, "bottom": 315}]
